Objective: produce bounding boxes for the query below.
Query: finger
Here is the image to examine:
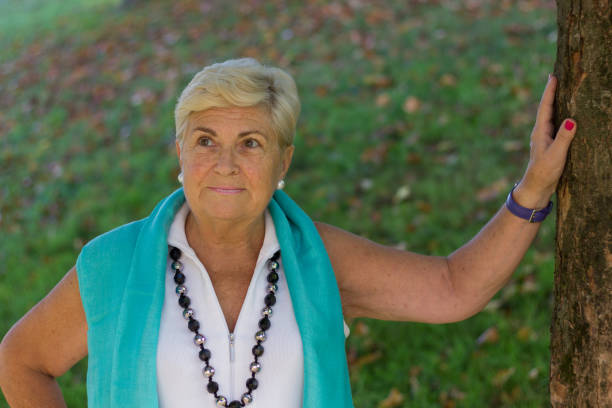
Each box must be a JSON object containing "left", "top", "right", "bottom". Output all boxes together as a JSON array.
[
  {"left": 547, "top": 118, "right": 576, "bottom": 158},
  {"left": 536, "top": 74, "right": 557, "bottom": 127}
]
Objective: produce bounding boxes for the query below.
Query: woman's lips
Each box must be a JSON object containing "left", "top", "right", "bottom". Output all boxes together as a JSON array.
[{"left": 207, "top": 186, "right": 245, "bottom": 194}]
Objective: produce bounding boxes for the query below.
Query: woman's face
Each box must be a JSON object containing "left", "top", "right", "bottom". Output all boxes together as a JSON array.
[{"left": 176, "top": 105, "right": 294, "bottom": 224}]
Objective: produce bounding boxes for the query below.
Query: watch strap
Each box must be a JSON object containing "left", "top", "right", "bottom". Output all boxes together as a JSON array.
[{"left": 505, "top": 183, "right": 553, "bottom": 223}]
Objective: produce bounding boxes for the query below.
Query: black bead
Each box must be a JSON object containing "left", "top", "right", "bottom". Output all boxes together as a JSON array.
[
  {"left": 264, "top": 293, "right": 276, "bottom": 306},
  {"left": 188, "top": 318, "right": 200, "bottom": 332},
  {"left": 228, "top": 401, "right": 242, "bottom": 408},
  {"left": 271, "top": 250, "right": 281, "bottom": 261},
  {"left": 169, "top": 247, "right": 181, "bottom": 261},
  {"left": 267, "top": 271, "right": 279, "bottom": 283},
  {"left": 258, "top": 317, "right": 270, "bottom": 331},
  {"left": 246, "top": 377, "right": 259, "bottom": 391},
  {"left": 199, "top": 348, "right": 211, "bottom": 361},
  {"left": 178, "top": 294, "right": 191, "bottom": 308},
  {"left": 206, "top": 381, "right": 218, "bottom": 394},
  {"left": 174, "top": 271, "right": 185, "bottom": 284},
  {"left": 252, "top": 344, "right": 264, "bottom": 356}
]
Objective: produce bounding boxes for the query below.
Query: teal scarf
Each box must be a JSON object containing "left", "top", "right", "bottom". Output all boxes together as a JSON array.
[{"left": 76, "top": 187, "right": 354, "bottom": 407}]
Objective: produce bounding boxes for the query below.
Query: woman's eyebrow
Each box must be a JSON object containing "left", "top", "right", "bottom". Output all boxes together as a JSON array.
[
  {"left": 238, "top": 130, "right": 268, "bottom": 140},
  {"left": 193, "top": 126, "right": 268, "bottom": 140},
  {"left": 193, "top": 126, "right": 217, "bottom": 135}
]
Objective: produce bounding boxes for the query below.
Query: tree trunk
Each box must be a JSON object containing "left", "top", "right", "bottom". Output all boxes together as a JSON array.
[{"left": 550, "top": 1, "right": 612, "bottom": 406}]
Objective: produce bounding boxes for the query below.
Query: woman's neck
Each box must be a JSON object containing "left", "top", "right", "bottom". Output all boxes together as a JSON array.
[{"left": 184, "top": 210, "right": 265, "bottom": 271}]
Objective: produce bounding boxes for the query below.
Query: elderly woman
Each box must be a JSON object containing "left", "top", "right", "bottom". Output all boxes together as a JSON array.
[{"left": 0, "top": 58, "right": 576, "bottom": 408}]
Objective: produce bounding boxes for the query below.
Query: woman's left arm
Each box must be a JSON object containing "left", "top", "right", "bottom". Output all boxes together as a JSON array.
[
  {"left": 446, "top": 74, "right": 576, "bottom": 318},
  {"left": 319, "top": 74, "right": 577, "bottom": 323}
]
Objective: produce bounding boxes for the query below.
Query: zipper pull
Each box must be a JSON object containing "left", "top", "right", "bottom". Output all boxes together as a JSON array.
[{"left": 229, "top": 332, "right": 235, "bottom": 362}]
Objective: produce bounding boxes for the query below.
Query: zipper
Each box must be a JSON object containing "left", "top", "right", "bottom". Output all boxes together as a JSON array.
[
  {"left": 229, "top": 332, "right": 235, "bottom": 397},
  {"left": 229, "top": 332, "right": 235, "bottom": 362}
]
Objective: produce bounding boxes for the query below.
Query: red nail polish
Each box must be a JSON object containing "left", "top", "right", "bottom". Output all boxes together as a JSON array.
[{"left": 564, "top": 120, "right": 575, "bottom": 131}]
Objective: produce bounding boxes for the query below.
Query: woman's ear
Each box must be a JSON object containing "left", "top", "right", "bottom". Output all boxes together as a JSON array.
[
  {"left": 280, "top": 145, "right": 295, "bottom": 178},
  {"left": 175, "top": 139, "right": 182, "bottom": 168}
]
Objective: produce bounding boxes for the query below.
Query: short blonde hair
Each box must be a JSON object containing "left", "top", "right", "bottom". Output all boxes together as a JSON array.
[{"left": 174, "top": 58, "right": 301, "bottom": 149}]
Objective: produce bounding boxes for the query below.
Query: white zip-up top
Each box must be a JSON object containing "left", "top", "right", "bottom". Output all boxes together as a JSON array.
[{"left": 157, "top": 201, "right": 350, "bottom": 407}]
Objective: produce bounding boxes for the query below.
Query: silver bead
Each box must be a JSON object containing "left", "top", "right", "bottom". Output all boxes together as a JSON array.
[
  {"left": 266, "top": 283, "right": 278, "bottom": 293},
  {"left": 249, "top": 361, "right": 261, "bottom": 373},
  {"left": 182, "top": 308, "right": 194, "bottom": 319},
  {"left": 216, "top": 396, "right": 227, "bottom": 406},
  {"left": 262, "top": 306, "right": 273, "bottom": 317},
  {"left": 276, "top": 179, "right": 285, "bottom": 190},
  {"left": 175, "top": 285, "right": 187, "bottom": 295},
  {"left": 194, "top": 334, "right": 206, "bottom": 345},
  {"left": 177, "top": 171, "right": 184, "bottom": 184},
  {"left": 267, "top": 260, "right": 279, "bottom": 270},
  {"left": 255, "top": 330, "right": 266, "bottom": 342},
  {"left": 242, "top": 392, "right": 253, "bottom": 404},
  {"left": 171, "top": 260, "right": 183, "bottom": 271},
  {"left": 203, "top": 365, "right": 215, "bottom": 377}
]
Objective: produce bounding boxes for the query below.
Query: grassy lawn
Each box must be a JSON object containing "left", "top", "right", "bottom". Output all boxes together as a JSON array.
[{"left": 0, "top": 0, "right": 559, "bottom": 406}]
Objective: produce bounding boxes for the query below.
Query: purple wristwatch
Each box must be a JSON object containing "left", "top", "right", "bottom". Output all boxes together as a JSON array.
[{"left": 505, "top": 183, "right": 553, "bottom": 223}]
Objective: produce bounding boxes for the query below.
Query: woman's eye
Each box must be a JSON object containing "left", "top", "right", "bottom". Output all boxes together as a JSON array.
[
  {"left": 198, "top": 137, "right": 214, "bottom": 147},
  {"left": 244, "top": 139, "right": 260, "bottom": 148}
]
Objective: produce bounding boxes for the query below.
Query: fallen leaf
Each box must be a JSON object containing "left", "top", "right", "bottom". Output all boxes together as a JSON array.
[
  {"left": 360, "top": 178, "right": 373, "bottom": 191},
  {"left": 487, "top": 63, "right": 504, "bottom": 74},
  {"left": 492, "top": 367, "right": 516, "bottom": 386},
  {"left": 363, "top": 74, "right": 393, "bottom": 89},
  {"left": 349, "top": 350, "right": 383, "bottom": 373},
  {"left": 502, "top": 140, "right": 524, "bottom": 152},
  {"left": 402, "top": 96, "right": 421, "bottom": 113},
  {"left": 416, "top": 201, "right": 432, "bottom": 213},
  {"left": 355, "top": 321, "right": 370, "bottom": 336},
  {"left": 439, "top": 73, "right": 457, "bottom": 86},
  {"left": 393, "top": 185, "right": 411, "bottom": 203},
  {"left": 361, "top": 143, "right": 389, "bottom": 164},
  {"left": 520, "top": 275, "right": 539, "bottom": 293},
  {"left": 476, "top": 326, "right": 499, "bottom": 345},
  {"left": 376, "top": 93, "right": 391, "bottom": 107},
  {"left": 409, "top": 366, "right": 422, "bottom": 394},
  {"left": 511, "top": 111, "right": 532, "bottom": 126},
  {"left": 517, "top": 326, "right": 533, "bottom": 342},
  {"left": 406, "top": 152, "right": 422, "bottom": 164},
  {"left": 511, "top": 85, "right": 531, "bottom": 102},
  {"left": 439, "top": 387, "right": 466, "bottom": 408},
  {"left": 483, "top": 298, "right": 502, "bottom": 311},
  {"left": 315, "top": 85, "right": 329, "bottom": 96},
  {"left": 378, "top": 388, "right": 404, "bottom": 408},
  {"left": 476, "top": 177, "right": 509, "bottom": 202},
  {"left": 503, "top": 23, "right": 536, "bottom": 37}
]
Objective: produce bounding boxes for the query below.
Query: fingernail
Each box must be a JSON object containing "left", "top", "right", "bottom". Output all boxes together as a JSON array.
[{"left": 564, "top": 120, "right": 575, "bottom": 131}]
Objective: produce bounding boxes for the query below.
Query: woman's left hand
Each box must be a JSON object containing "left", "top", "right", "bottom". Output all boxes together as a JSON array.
[{"left": 514, "top": 74, "right": 577, "bottom": 208}]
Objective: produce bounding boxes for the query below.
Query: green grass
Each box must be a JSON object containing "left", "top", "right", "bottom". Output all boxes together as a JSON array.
[{"left": 0, "top": 0, "right": 559, "bottom": 406}]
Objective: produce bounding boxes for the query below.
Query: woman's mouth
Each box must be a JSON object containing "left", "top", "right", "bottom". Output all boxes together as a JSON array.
[{"left": 207, "top": 186, "right": 245, "bottom": 194}]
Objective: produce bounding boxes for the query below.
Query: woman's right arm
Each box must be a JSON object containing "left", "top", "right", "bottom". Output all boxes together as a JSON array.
[{"left": 0, "top": 265, "right": 88, "bottom": 407}]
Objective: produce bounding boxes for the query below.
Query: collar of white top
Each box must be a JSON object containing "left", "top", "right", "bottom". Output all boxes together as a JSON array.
[{"left": 167, "top": 201, "right": 281, "bottom": 270}]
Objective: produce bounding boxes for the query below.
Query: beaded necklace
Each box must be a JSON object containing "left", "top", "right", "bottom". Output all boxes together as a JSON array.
[{"left": 168, "top": 246, "right": 281, "bottom": 407}]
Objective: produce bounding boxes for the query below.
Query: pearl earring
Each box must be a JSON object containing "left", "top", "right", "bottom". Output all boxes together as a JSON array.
[
  {"left": 177, "top": 172, "right": 184, "bottom": 184},
  {"left": 277, "top": 179, "right": 285, "bottom": 190}
]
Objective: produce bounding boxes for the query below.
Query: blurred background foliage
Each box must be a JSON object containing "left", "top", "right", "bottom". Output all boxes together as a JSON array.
[{"left": 0, "top": 0, "right": 559, "bottom": 406}]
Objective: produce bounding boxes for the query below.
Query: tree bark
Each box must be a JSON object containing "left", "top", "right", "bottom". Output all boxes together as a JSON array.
[{"left": 550, "top": 1, "right": 612, "bottom": 406}]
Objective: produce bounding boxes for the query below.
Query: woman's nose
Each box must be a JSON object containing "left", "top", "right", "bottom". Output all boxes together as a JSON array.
[{"left": 213, "top": 147, "right": 239, "bottom": 176}]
